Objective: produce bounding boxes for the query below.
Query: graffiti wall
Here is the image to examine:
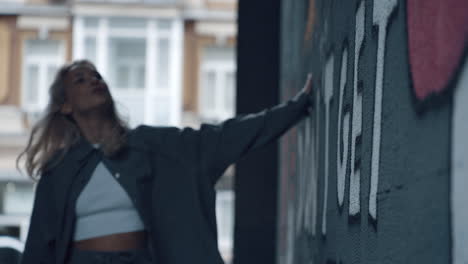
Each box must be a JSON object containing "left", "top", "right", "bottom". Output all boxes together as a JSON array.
[{"left": 277, "top": 0, "right": 468, "bottom": 263}]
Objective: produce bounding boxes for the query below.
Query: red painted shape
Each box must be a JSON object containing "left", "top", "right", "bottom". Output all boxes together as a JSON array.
[{"left": 407, "top": 0, "right": 468, "bottom": 100}]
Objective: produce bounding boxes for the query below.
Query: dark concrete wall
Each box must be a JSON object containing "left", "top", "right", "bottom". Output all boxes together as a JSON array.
[{"left": 277, "top": 0, "right": 468, "bottom": 263}]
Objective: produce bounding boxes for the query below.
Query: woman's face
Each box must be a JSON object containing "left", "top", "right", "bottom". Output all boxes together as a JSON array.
[{"left": 61, "top": 64, "right": 111, "bottom": 115}]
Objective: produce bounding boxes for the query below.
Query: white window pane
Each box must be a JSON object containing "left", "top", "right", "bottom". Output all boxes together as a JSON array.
[
  {"left": 25, "top": 65, "right": 39, "bottom": 104},
  {"left": 157, "top": 38, "right": 170, "bottom": 88},
  {"left": 3, "top": 182, "right": 34, "bottom": 215},
  {"left": 84, "top": 17, "right": 99, "bottom": 29},
  {"left": 216, "top": 191, "right": 234, "bottom": 258},
  {"left": 112, "top": 39, "right": 145, "bottom": 58},
  {"left": 116, "top": 65, "right": 130, "bottom": 88},
  {"left": 25, "top": 39, "right": 60, "bottom": 57},
  {"left": 109, "top": 17, "right": 146, "bottom": 29},
  {"left": 137, "top": 65, "right": 145, "bottom": 88},
  {"left": 84, "top": 37, "right": 97, "bottom": 64},
  {"left": 144, "top": 0, "right": 177, "bottom": 4},
  {"left": 108, "top": 38, "right": 146, "bottom": 89},
  {"left": 47, "top": 65, "right": 58, "bottom": 88},
  {"left": 200, "top": 46, "right": 236, "bottom": 120},
  {"left": 218, "top": 198, "right": 233, "bottom": 238},
  {"left": 153, "top": 97, "right": 170, "bottom": 125},
  {"left": 157, "top": 19, "right": 172, "bottom": 30},
  {"left": 224, "top": 71, "right": 235, "bottom": 114},
  {"left": 22, "top": 39, "right": 62, "bottom": 114},
  {"left": 203, "top": 46, "right": 235, "bottom": 62},
  {"left": 202, "top": 71, "right": 216, "bottom": 110}
]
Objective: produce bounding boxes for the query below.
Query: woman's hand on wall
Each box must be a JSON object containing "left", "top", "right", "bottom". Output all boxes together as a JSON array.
[
  {"left": 302, "top": 73, "right": 313, "bottom": 95},
  {"left": 301, "top": 73, "right": 314, "bottom": 115}
]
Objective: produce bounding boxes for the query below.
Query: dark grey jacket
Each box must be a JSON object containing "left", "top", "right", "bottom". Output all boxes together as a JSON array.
[{"left": 20, "top": 90, "right": 311, "bottom": 264}]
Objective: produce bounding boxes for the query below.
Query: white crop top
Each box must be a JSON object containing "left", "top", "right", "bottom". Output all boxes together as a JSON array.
[{"left": 73, "top": 147, "right": 145, "bottom": 241}]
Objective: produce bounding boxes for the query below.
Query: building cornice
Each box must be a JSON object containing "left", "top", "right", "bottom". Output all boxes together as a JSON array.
[
  {"left": 71, "top": 2, "right": 182, "bottom": 18},
  {"left": 0, "top": 3, "right": 70, "bottom": 16},
  {"left": 182, "top": 8, "right": 236, "bottom": 22},
  {"left": 0, "top": 2, "right": 237, "bottom": 22}
]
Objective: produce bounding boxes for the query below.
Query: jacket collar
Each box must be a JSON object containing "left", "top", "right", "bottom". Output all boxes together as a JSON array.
[
  {"left": 68, "top": 128, "right": 148, "bottom": 163},
  {"left": 68, "top": 136, "right": 98, "bottom": 163}
]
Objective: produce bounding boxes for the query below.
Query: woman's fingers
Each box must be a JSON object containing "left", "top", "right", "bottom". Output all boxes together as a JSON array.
[
  {"left": 304, "top": 73, "right": 314, "bottom": 114},
  {"left": 303, "top": 73, "right": 313, "bottom": 94}
]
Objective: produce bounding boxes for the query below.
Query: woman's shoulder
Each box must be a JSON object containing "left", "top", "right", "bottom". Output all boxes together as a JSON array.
[
  {"left": 130, "top": 124, "right": 201, "bottom": 160},
  {"left": 132, "top": 124, "right": 182, "bottom": 136},
  {"left": 40, "top": 148, "right": 67, "bottom": 176},
  {"left": 131, "top": 124, "right": 200, "bottom": 144}
]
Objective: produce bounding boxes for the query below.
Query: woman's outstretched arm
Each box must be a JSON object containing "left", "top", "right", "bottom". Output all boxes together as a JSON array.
[{"left": 199, "top": 74, "right": 314, "bottom": 185}]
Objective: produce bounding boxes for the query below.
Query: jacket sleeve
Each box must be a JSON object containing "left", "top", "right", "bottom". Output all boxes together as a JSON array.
[
  {"left": 21, "top": 173, "right": 56, "bottom": 264},
  {"left": 198, "top": 90, "right": 312, "bottom": 185}
]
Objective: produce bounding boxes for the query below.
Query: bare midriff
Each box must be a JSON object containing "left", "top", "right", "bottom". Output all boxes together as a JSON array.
[{"left": 73, "top": 230, "right": 147, "bottom": 251}]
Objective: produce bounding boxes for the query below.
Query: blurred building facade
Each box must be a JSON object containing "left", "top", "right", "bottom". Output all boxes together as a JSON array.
[{"left": 0, "top": 0, "right": 236, "bottom": 262}]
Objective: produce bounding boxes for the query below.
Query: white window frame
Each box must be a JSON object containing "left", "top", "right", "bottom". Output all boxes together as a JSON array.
[
  {"left": 0, "top": 214, "right": 30, "bottom": 243},
  {"left": 215, "top": 190, "right": 235, "bottom": 261},
  {"left": 208, "top": 0, "right": 236, "bottom": 3},
  {"left": 199, "top": 60, "right": 236, "bottom": 122},
  {"left": 21, "top": 39, "right": 65, "bottom": 115},
  {"left": 107, "top": 38, "right": 146, "bottom": 90},
  {"left": 73, "top": 16, "right": 183, "bottom": 126}
]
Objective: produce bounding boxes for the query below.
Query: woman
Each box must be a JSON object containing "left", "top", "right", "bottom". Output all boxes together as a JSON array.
[{"left": 18, "top": 60, "right": 313, "bottom": 264}]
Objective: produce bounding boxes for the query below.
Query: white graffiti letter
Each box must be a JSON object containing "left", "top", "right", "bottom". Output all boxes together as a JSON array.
[
  {"left": 337, "top": 48, "right": 349, "bottom": 208},
  {"left": 303, "top": 117, "right": 317, "bottom": 235},
  {"left": 312, "top": 90, "right": 321, "bottom": 235},
  {"left": 295, "top": 89, "right": 320, "bottom": 237},
  {"left": 295, "top": 120, "right": 306, "bottom": 234},
  {"left": 322, "top": 56, "right": 334, "bottom": 235},
  {"left": 370, "top": 0, "right": 398, "bottom": 221},
  {"left": 452, "top": 54, "right": 468, "bottom": 264},
  {"left": 350, "top": 1, "right": 365, "bottom": 217}
]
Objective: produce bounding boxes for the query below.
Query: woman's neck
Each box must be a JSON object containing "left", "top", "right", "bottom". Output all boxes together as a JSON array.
[{"left": 73, "top": 111, "right": 111, "bottom": 144}]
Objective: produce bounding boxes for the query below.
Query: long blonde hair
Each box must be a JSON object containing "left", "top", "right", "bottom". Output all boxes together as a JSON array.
[{"left": 17, "top": 60, "right": 129, "bottom": 180}]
